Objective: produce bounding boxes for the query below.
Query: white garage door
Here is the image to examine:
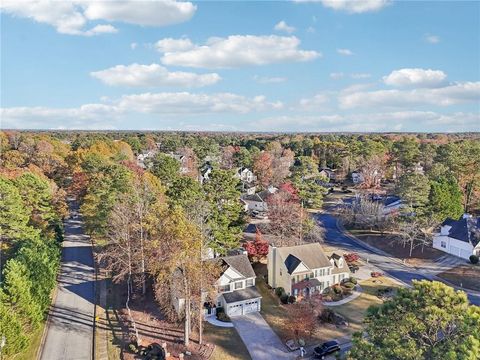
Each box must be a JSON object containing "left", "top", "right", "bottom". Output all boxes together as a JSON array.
[
  {"left": 450, "top": 246, "right": 461, "bottom": 257},
  {"left": 243, "top": 300, "right": 259, "bottom": 314},
  {"left": 460, "top": 249, "right": 471, "bottom": 260},
  {"left": 228, "top": 304, "right": 243, "bottom": 317}
]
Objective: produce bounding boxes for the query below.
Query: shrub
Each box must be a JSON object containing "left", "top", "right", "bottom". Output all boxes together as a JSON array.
[
  {"left": 343, "top": 282, "right": 355, "bottom": 289},
  {"left": 319, "top": 308, "right": 336, "bottom": 323},
  {"left": 275, "top": 287, "right": 285, "bottom": 297},
  {"left": 333, "top": 285, "right": 343, "bottom": 295},
  {"left": 470, "top": 254, "right": 479, "bottom": 265},
  {"left": 217, "top": 312, "right": 230, "bottom": 322},
  {"left": 288, "top": 295, "right": 296, "bottom": 304},
  {"left": 216, "top": 306, "right": 224, "bottom": 314},
  {"left": 344, "top": 253, "right": 360, "bottom": 263},
  {"left": 280, "top": 293, "right": 289, "bottom": 304},
  {"left": 349, "top": 277, "right": 358, "bottom": 285}
]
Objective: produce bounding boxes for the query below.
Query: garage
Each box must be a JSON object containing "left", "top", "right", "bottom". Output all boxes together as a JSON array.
[{"left": 222, "top": 287, "right": 262, "bottom": 317}]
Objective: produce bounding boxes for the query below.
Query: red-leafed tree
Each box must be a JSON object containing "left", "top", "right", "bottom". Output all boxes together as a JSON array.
[{"left": 244, "top": 229, "right": 269, "bottom": 262}]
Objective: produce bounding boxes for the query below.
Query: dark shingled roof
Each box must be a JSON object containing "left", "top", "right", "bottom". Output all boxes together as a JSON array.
[
  {"left": 284, "top": 254, "right": 302, "bottom": 275},
  {"left": 442, "top": 218, "right": 456, "bottom": 227},
  {"left": 222, "top": 287, "right": 261, "bottom": 304},
  {"left": 448, "top": 218, "right": 470, "bottom": 243},
  {"left": 221, "top": 254, "right": 256, "bottom": 278}
]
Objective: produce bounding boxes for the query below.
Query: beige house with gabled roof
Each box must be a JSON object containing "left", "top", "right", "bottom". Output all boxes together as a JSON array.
[{"left": 267, "top": 243, "right": 350, "bottom": 297}]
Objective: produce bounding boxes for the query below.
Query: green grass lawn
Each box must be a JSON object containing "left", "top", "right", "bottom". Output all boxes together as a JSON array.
[
  {"left": 204, "top": 322, "right": 251, "bottom": 360},
  {"left": 256, "top": 276, "right": 401, "bottom": 345}
]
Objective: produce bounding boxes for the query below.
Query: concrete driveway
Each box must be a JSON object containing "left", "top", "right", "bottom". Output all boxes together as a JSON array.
[{"left": 231, "top": 312, "right": 295, "bottom": 360}]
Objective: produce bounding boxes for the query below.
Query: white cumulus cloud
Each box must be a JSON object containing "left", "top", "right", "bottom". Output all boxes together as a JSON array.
[
  {"left": 90, "top": 63, "right": 221, "bottom": 88},
  {"left": 253, "top": 75, "right": 287, "bottom": 84},
  {"left": 339, "top": 81, "right": 480, "bottom": 109},
  {"left": 158, "top": 35, "right": 321, "bottom": 69},
  {"left": 0, "top": 0, "right": 196, "bottom": 36},
  {"left": 383, "top": 68, "right": 447, "bottom": 88},
  {"left": 424, "top": 34, "right": 440, "bottom": 44},
  {"left": 337, "top": 48, "right": 354, "bottom": 56},
  {"left": 274, "top": 20, "right": 296, "bottom": 33},
  {"left": 295, "top": 0, "right": 391, "bottom": 14}
]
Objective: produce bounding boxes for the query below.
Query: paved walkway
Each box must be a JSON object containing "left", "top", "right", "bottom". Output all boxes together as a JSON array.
[
  {"left": 40, "top": 200, "right": 95, "bottom": 360},
  {"left": 231, "top": 312, "right": 294, "bottom": 360},
  {"left": 206, "top": 316, "right": 234, "bottom": 328}
]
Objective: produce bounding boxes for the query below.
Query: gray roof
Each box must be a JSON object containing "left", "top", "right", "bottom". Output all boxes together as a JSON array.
[
  {"left": 284, "top": 254, "right": 302, "bottom": 275},
  {"left": 448, "top": 218, "right": 470, "bottom": 243},
  {"left": 221, "top": 254, "right": 256, "bottom": 279},
  {"left": 222, "top": 286, "right": 261, "bottom": 304},
  {"left": 442, "top": 218, "right": 456, "bottom": 227},
  {"left": 276, "top": 243, "right": 332, "bottom": 272}
]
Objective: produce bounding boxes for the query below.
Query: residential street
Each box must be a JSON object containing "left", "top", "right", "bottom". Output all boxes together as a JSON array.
[
  {"left": 40, "top": 199, "right": 95, "bottom": 360},
  {"left": 316, "top": 211, "right": 480, "bottom": 306}
]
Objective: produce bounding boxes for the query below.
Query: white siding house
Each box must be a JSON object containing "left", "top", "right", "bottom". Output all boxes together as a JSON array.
[{"left": 432, "top": 215, "right": 480, "bottom": 260}]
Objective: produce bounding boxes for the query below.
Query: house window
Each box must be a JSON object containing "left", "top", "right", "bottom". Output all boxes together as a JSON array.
[
  {"left": 218, "top": 284, "right": 231, "bottom": 293},
  {"left": 234, "top": 281, "right": 243, "bottom": 290},
  {"left": 441, "top": 241, "right": 447, "bottom": 249},
  {"left": 246, "top": 279, "right": 254, "bottom": 287},
  {"left": 291, "top": 278, "right": 295, "bottom": 285}
]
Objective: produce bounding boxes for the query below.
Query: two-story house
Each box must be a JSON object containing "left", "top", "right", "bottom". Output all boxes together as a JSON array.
[
  {"left": 240, "top": 186, "right": 277, "bottom": 213},
  {"left": 236, "top": 167, "right": 256, "bottom": 184},
  {"left": 267, "top": 243, "right": 350, "bottom": 298},
  {"left": 432, "top": 215, "right": 480, "bottom": 260}
]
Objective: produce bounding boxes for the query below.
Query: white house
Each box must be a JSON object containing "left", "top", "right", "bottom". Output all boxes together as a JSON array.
[
  {"left": 382, "top": 196, "right": 404, "bottom": 216},
  {"left": 136, "top": 150, "right": 157, "bottom": 168},
  {"left": 166, "top": 153, "right": 189, "bottom": 174},
  {"left": 267, "top": 243, "right": 350, "bottom": 298},
  {"left": 210, "top": 255, "right": 261, "bottom": 317},
  {"left": 351, "top": 171, "right": 364, "bottom": 185},
  {"left": 236, "top": 167, "right": 256, "bottom": 184},
  {"left": 199, "top": 164, "right": 213, "bottom": 184},
  {"left": 432, "top": 215, "right": 480, "bottom": 260},
  {"left": 240, "top": 186, "right": 277, "bottom": 213}
]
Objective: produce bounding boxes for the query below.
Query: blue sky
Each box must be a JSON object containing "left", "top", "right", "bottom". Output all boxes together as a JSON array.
[{"left": 1, "top": 0, "right": 479, "bottom": 132}]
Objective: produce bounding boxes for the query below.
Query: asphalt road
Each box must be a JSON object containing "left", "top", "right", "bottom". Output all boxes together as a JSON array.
[
  {"left": 40, "top": 200, "right": 95, "bottom": 360},
  {"left": 316, "top": 212, "right": 480, "bottom": 306}
]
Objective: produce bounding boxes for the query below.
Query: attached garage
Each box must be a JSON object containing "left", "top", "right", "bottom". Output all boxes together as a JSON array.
[{"left": 222, "top": 287, "right": 262, "bottom": 317}]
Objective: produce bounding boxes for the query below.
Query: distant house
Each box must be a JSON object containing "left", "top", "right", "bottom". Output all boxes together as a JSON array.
[
  {"left": 199, "top": 163, "right": 213, "bottom": 184},
  {"left": 136, "top": 150, "right": 157, "bottom": 169},
  {"left": 174, "top": 254, "right": 261, "bottom": 318},
  {"left": 382, "top": 196, "right": 404, "bottom": 216},
  {"left": 240, "top": 186, "right": 277, "bottom": 213},
  {"left": 351, "top": 171, "right": 364, "bottom": 185},
  {"left": 236, "top": 167, "right": 256, "bottom": 184},
  {"left": 267, "top": 243, "right": 350, "bottom": 298},
  {"left": 319, "top": 168, "right": 336, "bottom": 182},
  {"left": 166, "top": 153, "right": 189, "bottom": 174},
  {"left": 432, "top": 215, "right": 480, "bottom": 260}
]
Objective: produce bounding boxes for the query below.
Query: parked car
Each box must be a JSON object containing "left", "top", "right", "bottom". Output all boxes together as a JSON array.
[
  {"left": 348, "top": 264, "right": 359, "bottom": 273},
  {"left": 313, "top": 340, "right": 341, "bottom": 359},
  {"left": 371, "top": 271, "right": 383, "bottom": 278}
]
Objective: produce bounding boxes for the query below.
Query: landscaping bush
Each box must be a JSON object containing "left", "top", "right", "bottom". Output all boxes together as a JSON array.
[
  {"left": 275, "top": 287, "right": 285, "bottom": 297},
  {"left": 288, "top": 295, "right": 296, "bottom": 304},
  {"left": 216, "top": 306, "right": 224, "bottom": 314},
  {"left": 280, "top": 293, "right": 289, "bottom": 304},
  {"left": 469, "top": 254, "right": 479, "bottom": 265},
  {"left": 319, "top": 308, "right": 336, "bottom": 323},
  {"left": 332, "top": 285, "right": 343, "bottom": 295},
  {"left": 344, "top": 253, "right": 360, "bottom": 263},
  {"left": 349, "top": 277, "right": 358, "bottom": 285},
  {"left": 216, "top": 312, "right": 230, "bottom": 322},
  {"left": 342, "top": 282, "right": 355, "bottom": 289}
]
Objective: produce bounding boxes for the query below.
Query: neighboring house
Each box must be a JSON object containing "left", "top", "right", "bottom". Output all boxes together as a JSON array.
[
  {"left": 173, "top": 254, "right": 261, "bottom": 318},
  {"left": 136, "top": 150, "right": 157, "bottom": 168},
  {"left": 240, "top": 186, "right": 277, "bottom": 213},
  {"left": 267, "top": 243, "right": 350, "bottom": 298},
  {"left": 351, "top": 171, "right": 364, "bottom": 184},
  {"left": 432, "top": 215, "right": 480, "bottom": 260},
  {"left": 382, "top": 196, "right": 404, "bottom": 216},
  {"left": 199, "top": 163, "right": 213, "bottom": 184},
  {"left": 319, "top": 168, "right": 336, "bottom": 182},
  {"left": 236, "top": 167, "right": 256, "bottom": 184}
]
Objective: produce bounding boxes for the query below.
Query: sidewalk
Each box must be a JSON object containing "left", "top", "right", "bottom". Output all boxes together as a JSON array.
[{"left": 323, "top": 286, "right": 362, "bottom": 306}]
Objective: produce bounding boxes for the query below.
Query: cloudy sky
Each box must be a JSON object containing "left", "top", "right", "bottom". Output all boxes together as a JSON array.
[{"left": 1, "top": 0, "right": 479, "bottom": 132}]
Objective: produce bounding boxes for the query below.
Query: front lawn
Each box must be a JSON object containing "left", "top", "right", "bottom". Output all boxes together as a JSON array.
[
  {"left": 256, "top": 276, "right": 401, "bottom": 345},
  {"left": 437, "top": 264, "right": 480, "bottom": 292},
  {"left": 204, "top": 322, "right": 251, "bottom": 360}
]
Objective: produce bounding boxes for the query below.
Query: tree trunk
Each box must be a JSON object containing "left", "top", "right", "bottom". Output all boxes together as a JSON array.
[
  {"left": 409, "top": 239, "right": 414, "bottom": 257},
  {"left": 198, "top": 296, "right": 203, "bottom": 345}
]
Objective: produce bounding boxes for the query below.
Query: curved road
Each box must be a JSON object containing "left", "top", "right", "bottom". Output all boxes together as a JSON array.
[
  {"left": 317, "top": 212, "right": 480, "bottom": 306},
  {"left": 40, "top": 200, "right": 95, "bottom": 360}
]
